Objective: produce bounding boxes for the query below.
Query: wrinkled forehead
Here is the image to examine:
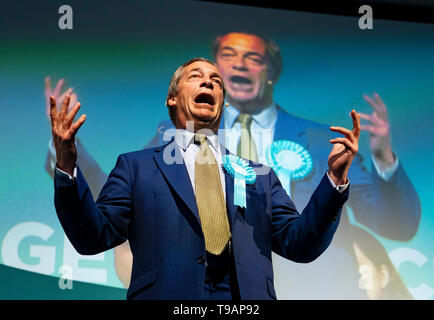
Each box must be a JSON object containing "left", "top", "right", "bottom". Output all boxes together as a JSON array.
[
  {"left": 183, "top": 61, "right": 220, "bottom": 75},
  {"left": 218, "top": 33, "right": 266, "bottom": 55},
  {"left": 181, "top": 61, "right": 223, "bottom": 82}
]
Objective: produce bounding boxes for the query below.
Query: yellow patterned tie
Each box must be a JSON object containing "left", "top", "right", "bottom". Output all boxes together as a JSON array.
[
  {"left": 194, "top": 133, "right": 231, "bottom": 255},
  {"left": 237, "top": 113, "right": 258, "bottom": 161}
]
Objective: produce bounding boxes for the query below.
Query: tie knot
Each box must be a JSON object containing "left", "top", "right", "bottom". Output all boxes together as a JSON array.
[
  {"left": 237, "top": 113, "right": 253, "bottom": 128},
  {"left": 194, "top": 133, "right": 207, "bottom": 146}
]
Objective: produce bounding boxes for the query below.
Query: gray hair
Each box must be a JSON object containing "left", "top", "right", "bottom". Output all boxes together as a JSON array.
[{"left": 165, "top": 57, "right": 225, "bottom": 125}]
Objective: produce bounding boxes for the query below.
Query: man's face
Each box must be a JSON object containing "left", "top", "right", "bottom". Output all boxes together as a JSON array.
[
  {"left": 216, "top": 33, "right": 268, "bottom": 103},
  {"left": 169, "top": 61, "right": 224, "bottom": 131}
]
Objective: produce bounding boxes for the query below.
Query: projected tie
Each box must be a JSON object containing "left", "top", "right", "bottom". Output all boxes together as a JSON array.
[
  {"left": 237, "top": 113, "right": 258, "bottom": 161},
  {"left": 194, "top": 133, "right": 231, "bottom": 255}
]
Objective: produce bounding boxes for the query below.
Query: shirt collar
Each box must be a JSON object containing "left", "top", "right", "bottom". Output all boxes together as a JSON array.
[
  {"left": 174, "top": 128, "right": 220, "bottom": 153},
  {"left": 224, "top": 101, "right": 278, "bottom": 129}
]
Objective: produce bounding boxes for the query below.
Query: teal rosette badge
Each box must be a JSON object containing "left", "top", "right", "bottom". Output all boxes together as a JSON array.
[
  {"left": 266, "top": 140, "right": 313, "bottom": 197},
  {"left": 222, "top": 155, "right": 256, "bottom": 208}
]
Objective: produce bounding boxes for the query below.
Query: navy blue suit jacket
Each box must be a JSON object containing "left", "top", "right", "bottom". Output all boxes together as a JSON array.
[
  {"left": 54, "top": 142, "right": 348, "bottom": 299},
  {"left": 47, "top": 105, "right": 421, "bottom": 298}
]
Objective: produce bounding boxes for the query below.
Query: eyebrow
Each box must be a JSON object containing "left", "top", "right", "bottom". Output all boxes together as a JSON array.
[
  {"left": 219, "top": 46, "right": 265, "bottom": 58},
  {"left": 189, "top": 68, "right": 222, "bottom": 80},
  {"left": 190, "top": 67, "right": 203, "bottom": 73}
]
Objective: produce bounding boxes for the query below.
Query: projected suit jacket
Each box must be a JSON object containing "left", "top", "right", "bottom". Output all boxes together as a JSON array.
[
  {"left": 145, "top": 106, "right": 422, "bottom": 298},
  {"left": 53, "top": 142, "right": 348, "bottom": 299}
]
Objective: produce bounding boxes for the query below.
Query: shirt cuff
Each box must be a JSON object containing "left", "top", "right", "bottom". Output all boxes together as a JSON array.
[
  {"left": 326, "top": 171, "right": 349, "bottom": 193},
  {"left": 48, "top": 139, "right": 57, "bottom": 172},
  {"left": 371, "top": 155, "right": 399, "bottom": 182},
  {"left": 55, "top": 165, "right": 77, "bottom": 187}
]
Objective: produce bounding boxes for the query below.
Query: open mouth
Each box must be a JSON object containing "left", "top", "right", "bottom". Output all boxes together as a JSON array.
[
  {"left": 194, "top": 92, "right": 215, "bottom": 106},
  {"left": 229, "top": 75, "right": 252, "bottom": 85}
]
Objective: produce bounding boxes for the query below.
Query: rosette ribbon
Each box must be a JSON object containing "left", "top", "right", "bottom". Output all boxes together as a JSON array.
[
  {"left": 222, "top": 155, "right": 257, "bottom": 208},
  {"left": 266, "top": 140, "right": 313, "bottom": 197}
]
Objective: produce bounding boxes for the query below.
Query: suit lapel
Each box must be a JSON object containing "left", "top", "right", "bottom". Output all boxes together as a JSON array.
[
  {"left": 153, "top": 142, "right": 201, "bottom": 226},
  {"left": 274, "top": 105, "right": 306, "bottom": 143}
]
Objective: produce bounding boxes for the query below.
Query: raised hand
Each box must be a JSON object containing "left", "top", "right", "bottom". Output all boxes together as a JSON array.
[
  {"left": 360, "top": 93, "right": 395, "bottom": 169},
  {"left": 49, "top": 95, "right": 86, "bottom": 176},
  {"left": 45, "top": 77, "right": 77, "bottom": 122},
  {"left": 328, "top": 110, "right": 361, "bottom": 186}
]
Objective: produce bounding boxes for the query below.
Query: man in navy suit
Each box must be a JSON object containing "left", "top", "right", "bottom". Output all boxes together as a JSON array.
[
  {"left": 49, "top": 57, "right": 361, "bottom": 299},
  {"left": 44, "top": 32, "right": 421, "bottom": 297}
]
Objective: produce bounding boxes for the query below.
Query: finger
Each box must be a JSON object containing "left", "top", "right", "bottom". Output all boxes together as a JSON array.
[
  {"left": 45, "top": 77, "right": 51, "bottom": 91},
  {"left": 360, "top": 124, "right": 388, "bottom": 136},
  {"left": 361, "top": 124, "right": 381, "bottom": 134},
  {"left": 59, "top": 94, "right": 71, "bottom": 117},
  {"left": 351, "top": 109, "right": 361, "bottom": 139},
  {"left": 45, "top": 77, "right": 52, "bottom": 114},
  {"left": 360, "top": 112, "right": 384, "bottom": 127},
  {"left": 373, "top": 92, "right": 387, "bottom": 110},
  {"left": 45, "top": 78, "right": 53, "bottom": 117},
  {"left": 364, "top": 93, "right": 387, "bottom": 116},
  {"left": 65, "top": 102, "right": 81, "bottom": 126},
  {"left": 59, "top": 87, "right": 74, "bottom": 103},
  {"left": 329, "top": 137, "right": 354, "bottom": 150},
  {"left": 363, "top": 94, "right": 378, "bottom": 108},
  {"left": 68, "top": 93, "right": 77, "bottom": 112},
  {"left": 359, "top": 112, "right": 373, "bottom": 122},
  {"left": 329, "top": 126, "right": 355, "bottom": 143},
  {"left": 53, "top": 78, "right": 64, "bottom": 97},
  {"left": 49, "top": 96, "right": 58, "bottom": 124},
  {"left": 363, "top": 94, "right": 385, "bottom": 115},
  {"left": 70, "top": 114, "right": 87, "bottom": 135}
]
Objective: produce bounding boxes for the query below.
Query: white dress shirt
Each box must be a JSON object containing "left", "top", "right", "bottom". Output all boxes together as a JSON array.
[
  {"left": 223, "top": 102, "right": 277, "bottom": 166},
  {"left": 174, "top": 129, "right": 226, "bottom": 200}
]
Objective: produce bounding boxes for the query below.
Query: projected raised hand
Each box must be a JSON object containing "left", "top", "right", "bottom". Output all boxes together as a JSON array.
[
  {"left": 360, "top": 93, "right": 396, "bottom": 170},
  {"left": 45, "top": 77, "right": 77, "bottom": 123},
  {"left": 49, "top": 95, "right": 86, "bottom": 176}
]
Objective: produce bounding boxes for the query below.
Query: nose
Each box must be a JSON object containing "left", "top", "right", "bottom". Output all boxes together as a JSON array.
[
  {"left": 200, "top": 77, "right": 214, "bottom": 89},
  {"left": 232, "top": 56, "right": 248, "bottom": 71}
]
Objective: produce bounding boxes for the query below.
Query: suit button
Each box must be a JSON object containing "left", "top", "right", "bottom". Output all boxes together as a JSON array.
[{"left": 197, "top": 255, "right": 205, "bottom": 264}]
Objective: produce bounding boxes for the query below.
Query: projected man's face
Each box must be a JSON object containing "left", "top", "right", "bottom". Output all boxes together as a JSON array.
[
  {"left": 216, "top": 33, "right": 268, "bottom": 104},
  {"left": 168, "top": 61, "right": 224, "bottom": 132}
]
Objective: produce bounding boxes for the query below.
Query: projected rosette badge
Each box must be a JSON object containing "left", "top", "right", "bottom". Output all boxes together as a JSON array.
[{"left": 266, "top": 140, "right": 313, "bottom": 197}]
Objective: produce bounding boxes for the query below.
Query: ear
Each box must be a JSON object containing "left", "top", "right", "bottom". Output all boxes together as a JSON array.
[
  {"left": 265, "top": 65, "right": 275, "bottom": 84},
  {"left": 379, "top": 264, "right": 390, "bottom": 288},
  {"left": 167, "top": 95, "right": 177, "bottom": 107},
  {"left": 265, "top": 72, "right": 276, "bottom": 87}
]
